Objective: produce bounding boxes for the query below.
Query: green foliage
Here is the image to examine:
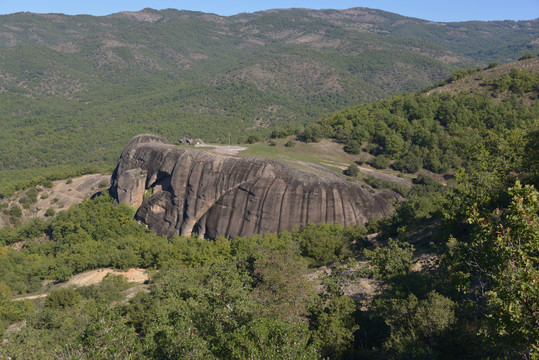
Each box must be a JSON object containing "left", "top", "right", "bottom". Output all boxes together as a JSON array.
[
  {"left": 374, "top": 291, "right": 456, "bottom": 359},
  {"left": 315, "top": 87, "right": 538, "bottom": 175},
  {"left": 364, "top": 238, "right": 414, "bottom": 279},
  {"left": 46, "top": 288, "right": 82, "bottom": 309},
  {"left": 487, "top": 68, "right": 539, "bottom": 95},
  {"left": 519, "top": 52, "right": 535, "bottom": 60},
  {"left": 299, "top": 124, "right": 326, "bottom": 143},
  {"left": 447, "top": 67, "right": 481, "bottom": 83},
  {"left": 246, "top": 134, "right": 261, "bottom": 144},
  {"left": 344, "top": 163, "right": 359, "bottom": 177},
  {"left": 362, "top": 175, "right": 409, "bottom": 197},
  {"left": 284, "top": 139, "right": 296, "bottom": 148},
  {"left": 454, "top": 182, "right": 539, "bottom": 358},
  {"left": 344, "top": 139, "right": 362, "bottom": 154},
  {"left": 252, "top": 249, "right": 314, "bottom": 322},
  {"left": 294, "top": 223, "right": 359, "bottom": 266},
  {"left": 368, "top": 155, "right": 390, "bottom": 169},
  {"left": 310, "top": 294, "right": 358, "bottom": 358},
  {"left": 391, "top": 153, "right": 422, "bottom": 173}
]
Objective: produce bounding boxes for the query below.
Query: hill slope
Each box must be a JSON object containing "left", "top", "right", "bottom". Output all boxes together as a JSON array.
[{"left": 0, "top": 8, "right": 537, "bottom": 195}]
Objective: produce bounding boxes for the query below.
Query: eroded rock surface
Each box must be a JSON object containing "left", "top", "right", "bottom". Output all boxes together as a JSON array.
[{"left": 111, "top": 134, "right": 394, "bottom": 239}]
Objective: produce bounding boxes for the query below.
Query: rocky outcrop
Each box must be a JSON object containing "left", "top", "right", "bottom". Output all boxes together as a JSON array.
[{"left": 111, "top": 134, "right": 394, "bottom": 239}]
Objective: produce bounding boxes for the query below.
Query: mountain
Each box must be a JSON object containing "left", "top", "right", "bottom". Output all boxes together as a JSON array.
[{"left": 0, "top": 8, "right": 537, "bottom": 195}]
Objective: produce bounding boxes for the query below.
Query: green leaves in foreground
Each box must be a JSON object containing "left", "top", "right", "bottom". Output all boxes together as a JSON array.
[{"left": 463, "top": 182, "right": 538, "bottom": 357}]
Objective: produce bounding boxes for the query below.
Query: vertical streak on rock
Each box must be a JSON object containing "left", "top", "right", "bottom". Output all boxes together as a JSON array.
[
  {"left": 253, "top": 177, "right": 279, "bottom": 235},
  {"left": 276, "top": 185, "right": 289, "bottom": 234},
  {"left": 291, "top": 184, "right": 303, "bottom": 230},
  {"left": 340, "top": 191, "right": 348, "bottom": 227},
  {"left": 319, "top": 187, "right": 327, "bottom": 224},
  {"left": 332, "top": 188, "right": 343, "bottom": 225},
  {"left": 305, "top": 186, "right": 312, "bottom": 225}
]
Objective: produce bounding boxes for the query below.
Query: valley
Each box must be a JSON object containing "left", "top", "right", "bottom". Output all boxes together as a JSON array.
[{"left": 0, "top": 6, "right": 537, "bottom": 360}]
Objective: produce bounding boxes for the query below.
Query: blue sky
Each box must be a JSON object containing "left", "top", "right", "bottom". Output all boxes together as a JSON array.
[{"left": 0, "top": 0, "right": 537, "bottom": 22}]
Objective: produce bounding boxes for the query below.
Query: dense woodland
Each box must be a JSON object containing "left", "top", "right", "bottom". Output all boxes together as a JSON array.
[
  {"left": 0, "top": 8, "right": 538, "bottom": 359},
  {"left": 0, "top": 8, "right": 538, "bottom": 196},
  {"left": 0, "top": 54, "right": 537, "bottom": 359}
]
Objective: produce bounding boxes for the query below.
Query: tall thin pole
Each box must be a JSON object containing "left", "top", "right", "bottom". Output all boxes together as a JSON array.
[{"left": 228, "top": 133, "right": 231, "bottom": 148}]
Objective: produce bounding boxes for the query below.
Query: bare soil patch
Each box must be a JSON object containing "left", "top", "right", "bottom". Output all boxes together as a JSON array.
[
  {"left": 1, "top": 174, "right": 110, "bottom": 227},
  {"left": 196, "top": 143, "right": 247, "bottom": 156},
  {"left": 61, "top": 268, "right": 148, "bottom": 287}
]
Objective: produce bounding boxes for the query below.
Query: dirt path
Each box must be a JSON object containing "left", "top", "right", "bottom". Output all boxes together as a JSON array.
[
  {"left": 13, "top": 268, "right": 149, "bottom": 301},
  {"left": 61, "top": 268, "right": 148, "bottom": 287},
  {"left": 195, "top": 143, "right": 247, "bottom": 156}
]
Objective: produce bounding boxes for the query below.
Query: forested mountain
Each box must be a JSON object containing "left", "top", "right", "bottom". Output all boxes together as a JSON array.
[
  {"left": 0, "top": 7, "right": 538, "bottom": 195},
  {"left": 299, "top": 57, "right": 539, "bottom": 177},
  {"left": 0, "top": 58, "right": 537, "bottom": 358}
]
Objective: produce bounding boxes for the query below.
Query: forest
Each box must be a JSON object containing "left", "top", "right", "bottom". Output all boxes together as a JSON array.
[
  {"left": 0, "top": 55, "right": 537, "bottom": 359},
  {"left": 0, "top": 8, "right": 538, "bottom": 197}
]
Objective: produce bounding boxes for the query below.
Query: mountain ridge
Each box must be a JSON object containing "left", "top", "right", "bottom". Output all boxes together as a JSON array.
[{"left": 0, "top": 7, "right": 537, "bottom": 195}]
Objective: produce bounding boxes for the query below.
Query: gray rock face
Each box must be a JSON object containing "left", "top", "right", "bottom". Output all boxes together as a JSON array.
[{"left": 111, "top": 134, "right": 394, "bottom": 239}]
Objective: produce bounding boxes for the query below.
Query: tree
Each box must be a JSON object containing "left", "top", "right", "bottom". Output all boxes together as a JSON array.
[
  {"left": 246, "top": 134, "right": 261, "bottom": 144},
  {"left": 364, "top": 238, "right": 414, "bottom": 279},
  {"left": 344, "top": 139, "right": 362, "bottom": 155},
  {"left": 368, "top": 155, "right": 390, "bottom": 169},
  {"left": 284, "top": 139, "right": 296, "bottom": 148},
  {"left": 375, "top": 291, "right": 456, "bottom": 359},
  {"left": 518, "top": 52, "right": 534, "bottom": 61},
  {"left": 461, "top": 181, "right": 538, "bottom": 358},
  {"left": 252, "top": 249, "right": 314, "bottom": 322},
  {"left": 344, "top": 163, "right": 359, "bottom": 177}
]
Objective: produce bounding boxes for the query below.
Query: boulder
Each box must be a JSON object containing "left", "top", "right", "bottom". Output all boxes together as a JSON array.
[{"left": 111, "top": 134, "right": 394, "bottom": 239}]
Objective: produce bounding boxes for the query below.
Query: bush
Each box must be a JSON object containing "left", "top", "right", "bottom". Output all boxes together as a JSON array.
[
  {"left": 45, "top": 208, "right": 55, "bottom": 217},
  {"left": 344, "top": 140, "right": 362, "bottom": 155},
  {"left": 295, "top": 223, "right": 352, "bottom": 266},
  {"left": 246, "top": 134, "right": 261, "bottom": 144},
  {"left": 284, "top": 140, "right": 296, "bottom": 148},
  {"left": 364, "top": 238, "right": 414, "bottom": 279},
  {"left": 369, "top": 155, "right": 390, "bottom": 169},
  {"left": 9, "top": 205, "right": 22, "bottom": 219},
  {"left": 518, "top": 52, "right": 534, "bottom": 61},
  {"left": 392, "top": 154, "right": 422, "bottom": 173},
  {"left": 46, "top": 288, "right": 82, "bottom": 309},
  {"left": 344, "top": 164, "right": 359, "bottom": 177},
  {"left": 299, "top": 124, "right": 324, "bottom": 143}
]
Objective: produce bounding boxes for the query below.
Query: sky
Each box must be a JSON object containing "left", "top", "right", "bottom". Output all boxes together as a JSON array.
[{"left": 0, "top": 0, "right": 537, "bottom": 22}]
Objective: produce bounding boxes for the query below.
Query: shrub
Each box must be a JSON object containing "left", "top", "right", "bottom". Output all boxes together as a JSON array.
[
  {"left": 392, "top": 154, "right": 422, "bottom": 173},
  {"left": 46, "top": 288, "right": 82, "bottom": 309},
  {"left": 284, "top": 140, "right": 296, "bottom": 148},
  {"left": 344, "top": 164, "right": 359, "bottom": 177},
  {"left": 518, "top": 52, "right": 534, "bottom": 61},
  {"left": 368, "top": 155, "right": 390, "bottom": 169},
  {"left": 246, "top": 134, "right": 261, "bottom": 144},
  {"left": 344, "top": 140, "right": 361, "bottom": 155}
]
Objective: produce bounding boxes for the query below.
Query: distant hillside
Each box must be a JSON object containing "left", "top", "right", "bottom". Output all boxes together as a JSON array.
[
  {"left": 427, "top": 57, "right": 539, "bottom": 101},
  {"left": 302, "top": 57, "right": 538, "bottom": 177},
  {"left": 0, "top": 8, "right": 537, "bottom": 195}
]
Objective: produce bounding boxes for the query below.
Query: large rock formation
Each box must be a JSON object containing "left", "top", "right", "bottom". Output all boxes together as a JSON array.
[{"left": 111, "top": 134, "right": 394, "bottom": 239}]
